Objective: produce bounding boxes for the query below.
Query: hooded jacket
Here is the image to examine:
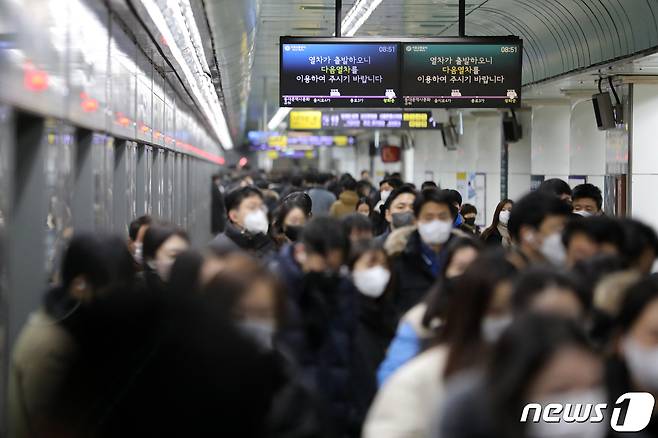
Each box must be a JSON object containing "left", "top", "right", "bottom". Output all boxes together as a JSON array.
[{"left": 329, "top": 191, "right": 359, "bottom": 219}]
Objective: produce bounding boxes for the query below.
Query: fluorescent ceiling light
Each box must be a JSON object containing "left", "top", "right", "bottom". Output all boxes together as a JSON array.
[
  {"left": 342, "top": 0, "right": 383, "bottom": 37},
  {"left": 139, "top": 0, "right": 234, "bottom": 149},
  {"left": 268, "top": 107, "right": 291, "bottom": 131},
  {"left": 266, "top": 0, "right": 383, "bottom": 130}
]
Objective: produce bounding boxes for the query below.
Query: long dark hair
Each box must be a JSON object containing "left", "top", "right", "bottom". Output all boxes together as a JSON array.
[
  {"left": 480, "top": 199, "right": 513, "bottom": 241},
  {"left": 356, "top": 197, "right": 372, "bottom": 216},
  {"left": 142, "top": 223, "right": 189, "bottom": 264},
  {"left": 486, "top": 314, "right": 596, "bottom": 437},
  {"left": 440, "top": 250, "right": 517, "bottom": 378},
  {"left": 422, "top": 237, "right": 484, "bottom": 329},
  {"left": 270, "top": 192, "right": 312, "bottom": 247}
]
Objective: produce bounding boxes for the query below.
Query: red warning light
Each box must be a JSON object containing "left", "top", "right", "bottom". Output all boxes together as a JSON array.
[
  {"left": 23, "top": 62, "right": 49, "bottom": 92},
  {"left": 80, "top": 92, "right": 99, "bottom": 113},
  {"left": 238, "top": 157, "right": 248, "bottom": 167},
  {"left": 116, "top": 114, "right": 131, "bottom": 127}
]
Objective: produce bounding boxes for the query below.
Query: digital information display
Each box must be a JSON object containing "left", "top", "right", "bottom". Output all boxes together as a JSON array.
[
  {"left": 401, "top": 40, "right": 522, "bottom": 108},
  {"left": 247, "top": 131, "right": 355, "bottom": 151},
  {"left": 289, "top": 110, "right": 441, "bottom": 130},
  {"left": 280, "top": 39, "right": 401, "bottom": 108}
]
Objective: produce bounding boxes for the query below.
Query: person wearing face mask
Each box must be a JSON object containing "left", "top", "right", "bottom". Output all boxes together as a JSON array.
[
  {"left": 9, "top": 234, "right": 139, "bottom": 437},
  {"left": 271, "top": 216, "right": 363, "bottom": 436},
  {"left": 572, "top": 183, "right": 604, "bottom": 217},
  {"left": 507, "top": 191, "right": 572, "bottom": 269},
  {"left": 481, "top": 199, "right": 514, "bottom": 248},
  {"left": 459, "top": 204, "right": 481, "bottom": 236},
  {"left": 437, "top": 314, "right": 608, "bottom": 438},
  {"left": 372, "top": 177, "right": 404, "bottom": 236},
  {"left": 127, "top": 215, "right": 152, "bottom": 268},
  {"left": 377, "top": 237, "right": 483, "bottom": 387},
  {"left": 349, "top": 241, "right": 397, "bottom": 411},
  {"left": 210, "top": 186, "right": 275, "bottom": 258},
  {"left": 356, "top": 197, "right": 372, "bottom": 217},
  {"left": 270, "top": 192, "right": 312, "bottom": 250},
  {"left": 363, "top": 252, "right": 516, "bottom": 438},
  {"left": 142, "top": 224, "right": 190, "bottom": 295},
  {"left": 443, "top": 189, "right": 467, "bottom": 230},
  {"left": 373, "top": 184, "right": 417, "bottom": 248},
  {"left": 606, "top": 275, "right": 658, "bottom": 436},
  {"left": 386, "top": 189, "right": 460, "bottom": 318}
]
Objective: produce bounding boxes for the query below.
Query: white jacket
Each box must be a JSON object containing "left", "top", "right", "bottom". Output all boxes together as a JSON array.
[{"left": 363, "top": 346, "right": 449, "bottom": 438}]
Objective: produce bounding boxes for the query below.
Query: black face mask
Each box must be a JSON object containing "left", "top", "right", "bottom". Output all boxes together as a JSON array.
[
  {"left": 391, "top": 211, "right": 415, "bottom": 228},
  {"left": 464, "top": 217, "right": 476, "bottom": 226},
  {"left": 302, "top": 270, "right": 342, "bottom": 294},
  {"left": 284, "top": 225, "right": 303, "bottom": 242}
]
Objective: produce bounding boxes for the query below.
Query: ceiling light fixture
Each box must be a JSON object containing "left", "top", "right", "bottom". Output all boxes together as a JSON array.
[
  {"left": 267, "top": 0, "right": 383, "bottom": 131},
  {"left": 268, "top": 107, "right": 291, "bottom": 131},
  {"left": 341, "top": 0, "right": 383, "bottom": 37},
  {"left": 139, "top": 0, "right": 234, "bottom": 149}
]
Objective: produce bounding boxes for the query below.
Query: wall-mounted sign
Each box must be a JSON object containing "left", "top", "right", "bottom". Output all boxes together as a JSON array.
[
  {"left": 288, "top": 110, "right": 441, "bottom": 130},
  {"left": 401, "top": 39, "right": 522, "bottom": 108},
  {"left": 280, "top": 38, "right": 401, "bottom": 108},
  {"left": 289, "top": 110, "right": 322, "bottom": 129},
  {"left": 380, "top": 145, "right": 401, "bottom": 163},
  {"left": 247, "top": 131, "right": 355, "bottom": 151},
  {"left": 280, "top": 36, "right": 522, "bottom": 109}
]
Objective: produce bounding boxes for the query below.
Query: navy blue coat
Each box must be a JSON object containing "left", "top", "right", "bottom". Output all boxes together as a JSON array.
[{"left": 271, "top": 245, "right": 362, "bottom": 437}]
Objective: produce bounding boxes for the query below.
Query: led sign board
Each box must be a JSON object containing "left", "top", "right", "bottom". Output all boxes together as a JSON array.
[
  {"left": 288, "top": 110, "right": 441, "bottom": 130},
  {"left": 280, "top": 37, "right": 522, "bottom": 109},
  {"left": 401, "top": 38, "right": 522, "bottom": 108},
  {"left": 280, "top": 38, "right": 401, "bottom": 108},
  {"left": 247, "top": 131, "right": 355, "bottom": 151}
]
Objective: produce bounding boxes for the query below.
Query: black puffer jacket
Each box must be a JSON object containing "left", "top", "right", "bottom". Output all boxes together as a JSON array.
[
  {"left": 210, "top": 222, "right": 275, "bottom": 258},
  {"left": 387, "top": 228, "right": 453, "bottom": 318},
  {"left": 271, "top": 244, "right": 362, "bottom": 437}
]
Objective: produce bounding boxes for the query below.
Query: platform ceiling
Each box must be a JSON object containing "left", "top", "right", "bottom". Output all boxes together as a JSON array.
[{"left": 204, "top": 0, "right": 658, "bottom": 139}]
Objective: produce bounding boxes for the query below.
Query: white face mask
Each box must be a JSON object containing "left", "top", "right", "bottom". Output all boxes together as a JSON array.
[
  {"left": 243, "top": 210, "right": 269, "bottom": 235},
  {"left": 574, "top": 210, "right": 593, "bottom": 218},
  {"left": 525, "top": 387, "right": 608, "bottom": 438},
  {"left": 380, "top": 189, "right": 392, "bottom": 203},
  {"left": 499, "top": 210, "right": 511, "bottom": 226},
  {"left": 133, "top": 242, "right": 143, "bottom": 265},
  {"left": 353, "top": 265, "right": 391, "bottom": 298},
  {"left": 481, "top": 315, "right": 512, "bottom": 343},
  {"left": 622, "top": 337, "right": 658, "bottom": 391},
  {"left": 418, "top": 219, "right": 453, "bottom": 245},
  {"left": 147, "top": 258, "right": 175, "bottom": 282},
  {"left": 540, "top": 232, "right": 566, "bottom": 266},
  {"left": 238, "top": 319, "right": 275, "bottom": 349}
]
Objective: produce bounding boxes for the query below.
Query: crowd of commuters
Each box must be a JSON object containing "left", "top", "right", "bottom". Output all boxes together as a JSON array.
[{"left": 7, "top": 170, "right": 658, "bottom": 438}]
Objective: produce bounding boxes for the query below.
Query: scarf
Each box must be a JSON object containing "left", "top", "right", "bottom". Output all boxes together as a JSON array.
[{"left": 497, "top": 223, "right": 512, "bottom": 248}]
